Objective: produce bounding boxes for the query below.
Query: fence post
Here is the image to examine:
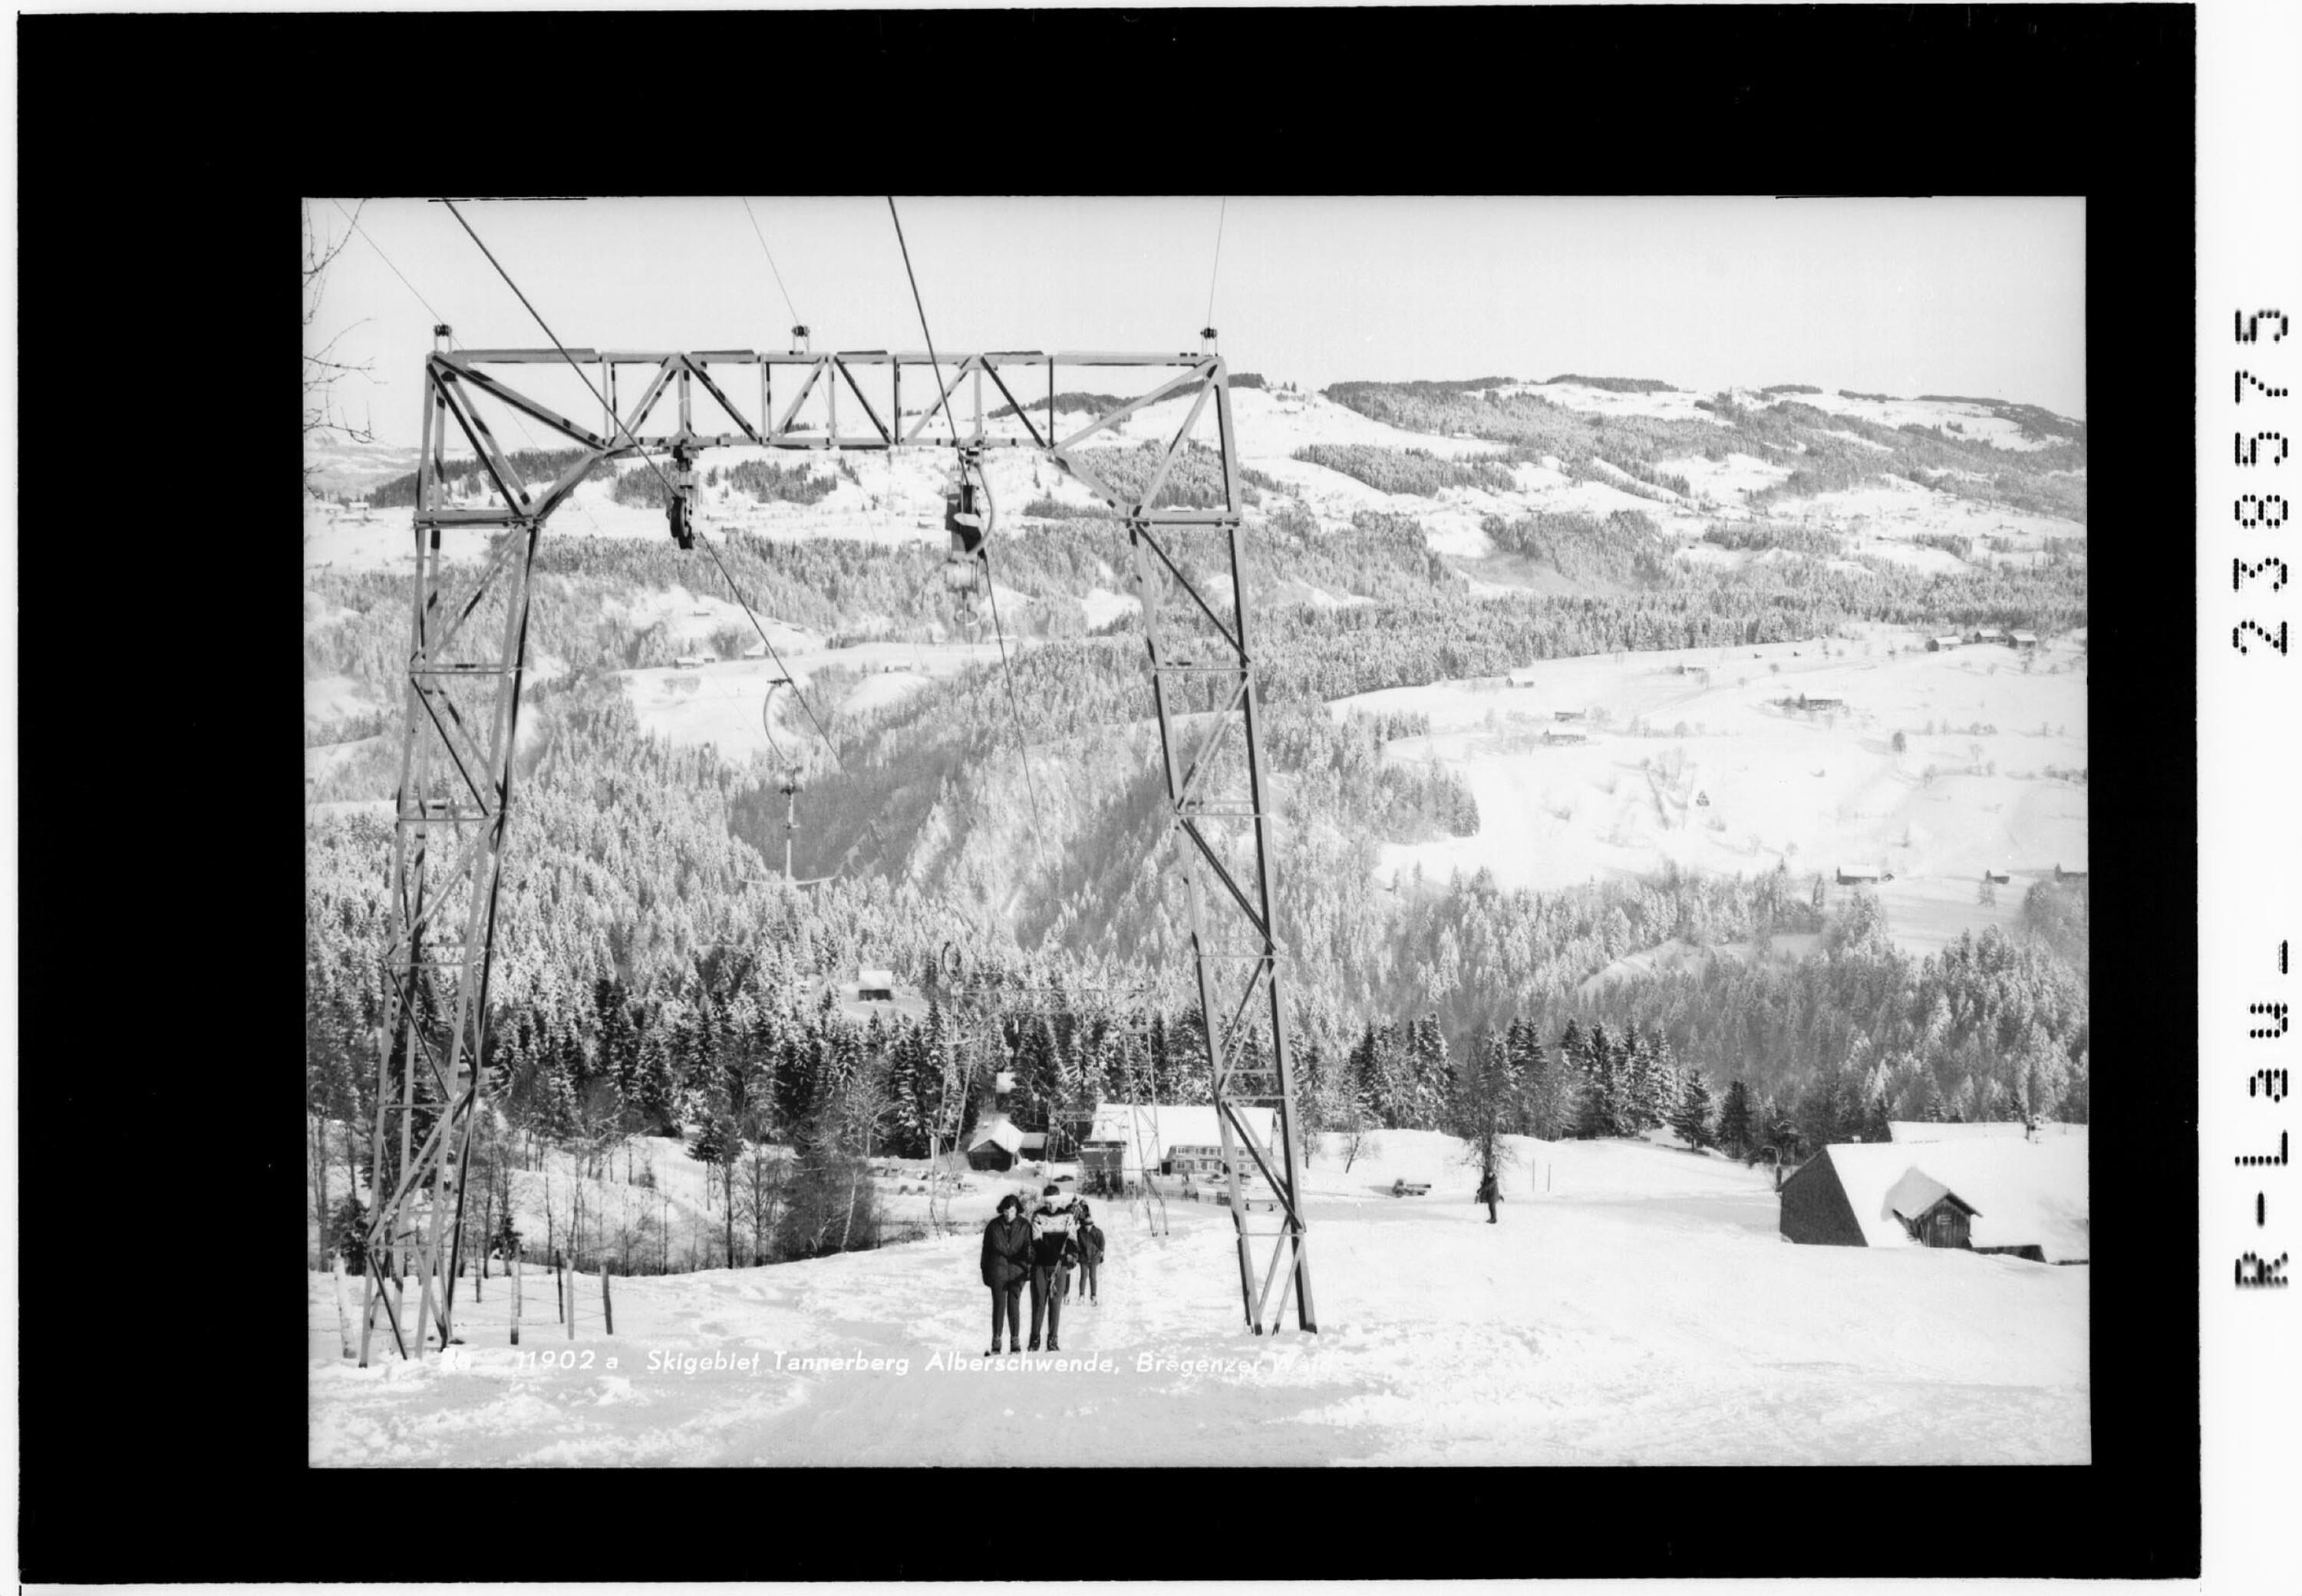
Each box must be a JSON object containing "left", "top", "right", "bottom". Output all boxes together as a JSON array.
[
  {"left": 510, "top": 1251, "right": 522, "bottom": 1346},
  {"left": 563, "top": 1253, "right": 575, "bottom": 1340},
  {"left": 331, "top": 1257, "right": 355, "bottom": 1359},
  {"left": 600, "top": 1262, "right": 614, "bottom": 1336},
  {"left": 555, "top": 1249, "right": 565, "bottom": 1324}
]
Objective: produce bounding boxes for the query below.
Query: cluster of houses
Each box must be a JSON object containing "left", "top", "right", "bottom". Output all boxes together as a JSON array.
[
  {"left": 816, "top": 963, "right": 1278, "bottom": 1186},
  {"left": 1927, "top": 628, "right": 2040, "bottom": 652},
  {"left": 824, "top": 964, "right": 2091, "bottom": 1271},
  {"left": 965, "top": 1100, "right": 1278, "bottom": 1188},
  {"left": 668, "top": 641, "right": 773, "bottom": 669},
  {"left": 1778, "top": 1120, "right": 2088, "bottom": 1263}
]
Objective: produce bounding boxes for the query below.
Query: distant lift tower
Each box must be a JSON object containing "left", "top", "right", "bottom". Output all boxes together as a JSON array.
[{"left": 364, "top": 323, "right": 1314, "bottom": 1361}]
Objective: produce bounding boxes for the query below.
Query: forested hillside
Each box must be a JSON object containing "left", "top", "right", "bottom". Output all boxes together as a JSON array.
[{"left": 308, "top": 369, "right": 2089, "bottom": 1271}]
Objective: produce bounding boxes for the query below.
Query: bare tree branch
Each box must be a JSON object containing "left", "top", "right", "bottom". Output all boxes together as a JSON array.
[{"left": 303, "top": 199, "right": 378, "bottom": 464}]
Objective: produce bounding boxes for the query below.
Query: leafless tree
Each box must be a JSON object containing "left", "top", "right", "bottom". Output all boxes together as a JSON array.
[{"left": 302, "top": 200, "right": 376, "bottom": 469}]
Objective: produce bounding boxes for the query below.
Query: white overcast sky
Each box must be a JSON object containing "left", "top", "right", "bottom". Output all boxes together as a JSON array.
[{"left": 308, "top": 196, "right": 2085, "bottom": 450}]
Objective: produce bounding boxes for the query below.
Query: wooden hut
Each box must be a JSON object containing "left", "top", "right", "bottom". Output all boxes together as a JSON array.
[{"left": 1882, "top": 1168, "right": 1979, "bottom": 1249}]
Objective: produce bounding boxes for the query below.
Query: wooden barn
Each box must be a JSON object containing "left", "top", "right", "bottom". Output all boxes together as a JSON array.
[
  {"left": 1554, "top": 709, "right": 1588, "bottom": 723},
  {"left": 1928, "top": 635, "right": 1961, "bottom": 652},
  {"left": 1779, "top": 1133, "right": 2089, "bottom": 1261},
  {"left": 798, "top": 972, "right": 931, "bottom": 1027},
  {"left": 2009, "top": 630, "right": 2040, "bottom": 649},
  {"left": 964, "top": 1111, "right": 1047, "bottom": 1172},
  {"left": 1542, "top": 726, "right": 1588, "bottom": 746},
  {"left": 1835, "top": 865, "right": 1887, "bottom": 885}
]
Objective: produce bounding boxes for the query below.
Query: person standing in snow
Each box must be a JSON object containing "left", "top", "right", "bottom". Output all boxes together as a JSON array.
[
  {"left": 1074, "top": 1202, "right": 1106, "bottom": 1304},
  {"left": 1477, "top": 1171, "right": 1501, "bottom": 1224},
  {"left": 980, "top": 1195, "right": 1032, "bottom": 1356},
  {"left": 1026, "top": 1183, "right": 1080, "bottom": 1350}
]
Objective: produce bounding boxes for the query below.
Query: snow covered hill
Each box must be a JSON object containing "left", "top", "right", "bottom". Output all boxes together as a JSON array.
[
  {"left": 309, "top": 1132, "right": 2087, "bottom": 1466},
  {"left": 1336, "top": 625, "right": 2087, "bottom": 958}
]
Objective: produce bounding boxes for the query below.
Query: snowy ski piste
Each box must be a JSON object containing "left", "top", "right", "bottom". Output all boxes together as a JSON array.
[{"left": 309, "top": 1130, "right": 2086, "bottom": 1466}]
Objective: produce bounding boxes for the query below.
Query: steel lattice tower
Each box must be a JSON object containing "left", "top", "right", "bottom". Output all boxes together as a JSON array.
[{"left": 359, "top": 332, "right": 1314, "bottom": 1361}]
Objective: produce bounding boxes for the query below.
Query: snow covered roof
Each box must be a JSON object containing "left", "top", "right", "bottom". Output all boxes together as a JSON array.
[
  {"left": 967, "top": 1110, "right": 1049, "bottom": 1156},
  {"left": 857, "top": 967, "right": 895, "bottom": 988},
  {"left": 1882, "top": 1167, "right": 1973, "bottom": 1223},
  {"left": 1816, "top": 1136, "right": 2089, "bottom": 1261},
  {"left": 966, "top": 1115, "right": 1023, "bottom": 1156},
  {"left": 1889, "top": 1120, "right": 2085, "bottom": 1143}
]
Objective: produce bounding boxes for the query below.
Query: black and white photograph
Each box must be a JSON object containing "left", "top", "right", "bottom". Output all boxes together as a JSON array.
[
  {"left": 23, "top": 1, "right": 2239, "bottom": 1584},
  {"left": 300, "top": 192, "right": 2099, "bottom": 1469}
]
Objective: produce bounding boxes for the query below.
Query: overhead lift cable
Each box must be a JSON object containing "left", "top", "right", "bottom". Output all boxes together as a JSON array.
[
  {"left": 737, "top": 196, "right": 804, "bottom": 330},
  {"left": 331, "top": 199, "right": 447, "bottom": 328},
  {"left": 885, "top": 196, "right": 1046, "bottom": 861},
  {"left": 439, "top": 198, "right": 843, "bottom": 775},
  {"left": 1205, "top": 196, "right": 1229, "bottom": 331}
]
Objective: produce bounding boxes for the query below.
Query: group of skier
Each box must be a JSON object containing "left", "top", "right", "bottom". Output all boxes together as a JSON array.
[{"left": 978, "top": 1184, "right": 1106, "bottom": 1356}]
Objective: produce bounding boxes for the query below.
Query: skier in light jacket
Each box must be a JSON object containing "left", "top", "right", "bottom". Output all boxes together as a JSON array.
[{"left": 1026, "top": 1185, "right": 1080, "bottom": 1351}]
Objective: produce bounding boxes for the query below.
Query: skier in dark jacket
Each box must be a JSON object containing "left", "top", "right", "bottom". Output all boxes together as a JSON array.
[
  {"left": 1026, "top": 1185, "right": 1080, "bottom": 1350},
  {"left": 1477, "top": 1171, "right": 1501, "bottom": 1224},
  {"left": 1074, "top": 1202, "right": 1106, "bottom": 1304},
  {"left": 980, "top": 1195, "right": 1032, "bottom": 1355}
]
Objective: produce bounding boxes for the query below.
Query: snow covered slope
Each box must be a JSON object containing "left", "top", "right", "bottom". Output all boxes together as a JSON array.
[
  {"left": 310, "top": 1132, "right": 2086, "bottom": 1466},
  {"left": 1336, "top": 628, "right": 2087, "bottom": 958}
]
